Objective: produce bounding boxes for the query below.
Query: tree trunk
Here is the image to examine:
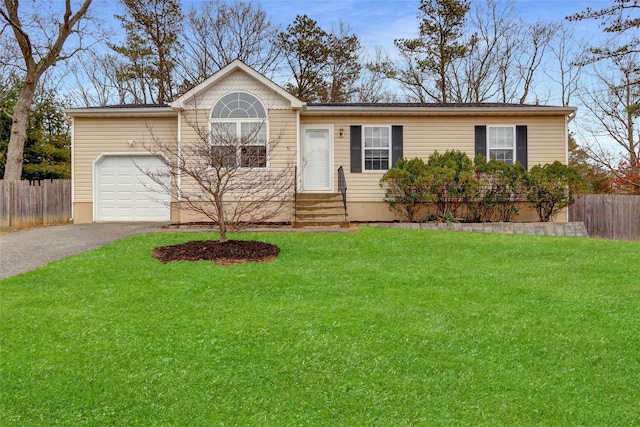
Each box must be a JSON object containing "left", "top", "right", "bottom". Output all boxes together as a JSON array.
[
  {"left": 1, "top": 0, "right": 93, "bottom": 181},
  {"left": 3, "top": 78, "right": 37, "bottom": 181},
  {"left": 215, "top": 197, "right": 228, "bottom": 242}
]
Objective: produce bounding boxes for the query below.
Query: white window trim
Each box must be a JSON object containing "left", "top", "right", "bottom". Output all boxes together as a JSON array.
[
  {"left": 211, "top": 120, "right": 269, "bottom": 169},
  {"left": 362, "top": 125, "right": 392, "bottom": 173},
  {"left": 209, "top": 92, "right": 270, "bottom": 170},
  {"left": 487, "top": 125, "right": 516, "bottom": 165}
]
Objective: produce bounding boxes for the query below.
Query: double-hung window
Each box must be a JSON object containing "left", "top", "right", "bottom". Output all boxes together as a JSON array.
[
  {"left": 363, "top": 126, "right": 391, "bottom": 171},
  {"left": 210, "top": 92, "right": 267, "bottom": 168},
  {"left": 488, "top": 126, "right": 515, "bottom": 165}
]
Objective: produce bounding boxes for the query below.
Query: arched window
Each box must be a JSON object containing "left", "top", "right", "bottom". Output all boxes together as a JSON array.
[{"left": 210, "top": 92, "right": 268, "bottom": 168}]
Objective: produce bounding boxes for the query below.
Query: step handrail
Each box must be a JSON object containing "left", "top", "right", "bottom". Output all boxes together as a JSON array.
[
  {"left": 294, "top": 165, "right": 298, "bottom": 220},
  {"left": 337, "top": 166, "right": 347, "bottom": 220}
]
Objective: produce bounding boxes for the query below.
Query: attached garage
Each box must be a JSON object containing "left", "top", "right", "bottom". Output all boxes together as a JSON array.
[{"left": 94, "top": 155, "right": 170, "bottom": 222}]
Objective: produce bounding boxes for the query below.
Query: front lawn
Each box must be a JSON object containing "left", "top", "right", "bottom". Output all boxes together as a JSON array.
[{"left": 1, "top": 227, "right": 639, "bottom": 425}]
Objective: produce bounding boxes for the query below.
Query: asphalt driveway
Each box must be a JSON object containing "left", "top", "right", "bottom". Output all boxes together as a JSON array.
[{"left": 0, "top": 223, "right": 166, "bottom": 280}]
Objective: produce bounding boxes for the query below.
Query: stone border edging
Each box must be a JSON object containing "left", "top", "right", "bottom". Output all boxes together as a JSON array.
[{"left": 366, "top": 221, "right": 589, "bottom": 237}]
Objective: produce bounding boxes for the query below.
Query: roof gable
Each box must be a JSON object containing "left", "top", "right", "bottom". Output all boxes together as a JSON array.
[{"left": 170, "top": 60, "right": 305, "bottom": 110}]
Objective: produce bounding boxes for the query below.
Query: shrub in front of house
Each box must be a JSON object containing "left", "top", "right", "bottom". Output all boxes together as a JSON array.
[
  {"left": 381, "top": 152, "right": 583, "bottom": 223},
  {"left": 425, "top": 150, "right": 480, "bottom": 221},
  {"left": 472, "top": 156, "right": 526, "bottom": 222},
  {"left": 524, "top": 161, "right": 587, "bottom": 222},
  {"left": 380, "top": 157, "right": 433, "bottom": 222}
]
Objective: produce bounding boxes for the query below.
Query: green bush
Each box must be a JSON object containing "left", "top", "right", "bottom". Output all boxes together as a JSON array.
[
  {"left": 379, "top": 157, "right": 432, "bottom": 222},
  {"left": 425, "top": 150, "right": 479, "bottom": 221},
  {"left": 472, "top": 155, "right": 526, "bottom": 222},
  {"left": 524, "top": 161, "right": 587, "bottom": 222},
  {"left": 380, "top": 152, "right": 584, "bottom": 223}
]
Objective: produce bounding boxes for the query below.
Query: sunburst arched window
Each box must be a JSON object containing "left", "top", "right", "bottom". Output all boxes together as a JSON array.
[{"left": 210, "top": 92, "right": 267, "bottom": 168}]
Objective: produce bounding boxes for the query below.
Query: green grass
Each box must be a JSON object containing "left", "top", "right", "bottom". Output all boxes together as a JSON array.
[{"left": 1, "top": 227, "right": 639, "bottom": 426}]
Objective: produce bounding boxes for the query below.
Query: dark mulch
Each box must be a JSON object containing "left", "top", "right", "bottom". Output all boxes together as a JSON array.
[{"left": 152, "top": 240, "right": 280, "bottom": 265}]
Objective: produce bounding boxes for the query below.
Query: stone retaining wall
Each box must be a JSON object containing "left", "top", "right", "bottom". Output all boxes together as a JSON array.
[{"left": 367, "top": 222, "right": 589, "bottom": 237}]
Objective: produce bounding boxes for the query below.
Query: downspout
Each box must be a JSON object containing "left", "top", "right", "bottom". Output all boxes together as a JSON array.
[
  {"left": 565, "top": 111, "right": 577, "bottom": 222},
  {"left": 565, "top": 111, "right": 576, "bottom": 165},
  {"left": 177, "top": 111, "right": 182, "bottom": 201},
  {"left": 295, "top": 108, "right": 301, "bottom": 223},
  {"left": 69, "top": 115, "right": 75, "bottom": 222}
]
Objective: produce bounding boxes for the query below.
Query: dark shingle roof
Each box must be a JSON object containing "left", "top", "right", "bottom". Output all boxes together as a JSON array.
[
  {"left": 308, "top": 102, "right": 553, "bottom": 108},
  {"left": 79, "top": 103, "right": 171, "bottom": 109}
]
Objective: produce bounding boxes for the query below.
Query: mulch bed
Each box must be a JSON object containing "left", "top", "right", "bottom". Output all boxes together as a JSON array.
[{"left": 152, "top": 240, "right": 280, "bottom": 265}]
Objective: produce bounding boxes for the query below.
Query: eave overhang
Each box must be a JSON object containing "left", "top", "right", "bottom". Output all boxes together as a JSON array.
[
  {"left": 302, "top": 105, "right": 577, "bottom": 117},
  {"left": 64, "top": 106, "right": 178, "bottom": 118}
]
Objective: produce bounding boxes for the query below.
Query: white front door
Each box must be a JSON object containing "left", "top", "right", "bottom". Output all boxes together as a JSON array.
[{"left": 301, "top": 126, "right": 332, "bottom": 191}]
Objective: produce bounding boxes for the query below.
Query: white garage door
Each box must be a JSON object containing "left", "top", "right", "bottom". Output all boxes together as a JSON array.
[{"left": 95, "top": 155, "right": 170, "bottom": 221}]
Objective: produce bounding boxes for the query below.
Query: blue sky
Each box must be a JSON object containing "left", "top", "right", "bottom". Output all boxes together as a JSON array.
[
  {"left": 242, "top": 0, "right": 610, "bottom": 53},
  {"left": 88, "top": 0, "right": 617, "bottom": 108},
  {"left": 95, "top": 0, "right": 611, "bottom": 55}
]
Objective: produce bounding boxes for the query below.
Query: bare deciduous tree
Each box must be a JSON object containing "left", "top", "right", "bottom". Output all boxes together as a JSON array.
[
  {"left": 179, "top": 0, "right": 281, "bottom": 89},
  {"left": 392, "top": 0, "right": 560, "bottom": 105},
  {"left": 66, "top": 51, "right": 128, "bottom": 107},
  {"left": 545, "top": 23, "right": 585, "bottom": 107},
  {"left": 141, "top": 108, "right": 294, "bottom": 242},
  {"left": 579, "top": 53, "right": 640, "bottom": 193},
  {"left": 0, "top": 0, "right": 94, "bottom": 181},
  {"left": 357, "top": 48, "right": 399, "bottom": 103},
  {"left": 517, "top": 21, "right": 559, "bottom": 104},
  {"left": 448, "top": 0, "right": 520, "bottom": 102}
]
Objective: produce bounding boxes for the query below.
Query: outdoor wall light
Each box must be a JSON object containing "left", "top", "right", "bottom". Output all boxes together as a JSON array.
[
  {"left": 128, "top": 140, "right": 137, "bottom": 147},
  {"left": 339, "top": 128, "right": 344, "bottom": 138}
]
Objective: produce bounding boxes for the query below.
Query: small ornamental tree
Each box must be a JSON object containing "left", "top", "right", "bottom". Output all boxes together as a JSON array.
[
  {"left": 141, "top": 115, "right": 294, "bottom": 243},
  {"left": 524, "top": 161, "right": 587, "bottom": 222},
  {"left": 379, "top": 157, "right": 433, "bottom": 222}
]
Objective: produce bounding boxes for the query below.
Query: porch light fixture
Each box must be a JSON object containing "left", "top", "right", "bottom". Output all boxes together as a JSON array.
[{"left": 339, "top": 128, "right": 344, "bottom": 138}]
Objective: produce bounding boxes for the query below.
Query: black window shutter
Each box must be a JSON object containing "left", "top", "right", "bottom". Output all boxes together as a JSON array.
[
  {"left": 516, "top": 125, "right": 528, "bottom": 170},
  {"left": 475, "top": 125, "right": 487, "bottom": 158},
  {"left": 350, "top": 125, "right": 362, "bottom": 173},
  {"left": 391, "top": 125, "right": 403, "bottom": 168}
]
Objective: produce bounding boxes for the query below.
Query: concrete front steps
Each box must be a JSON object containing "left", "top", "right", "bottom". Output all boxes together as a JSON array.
[{"left": 292, "top": 193, "right": 350, "bottom": 228}]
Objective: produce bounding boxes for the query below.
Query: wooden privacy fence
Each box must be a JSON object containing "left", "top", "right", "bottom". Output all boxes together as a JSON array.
[
  {"left": 569, "top": 195, "right": 640, "bottom": 241},
  {"left": 0, "top": 180, "right": 72, "bottom": 228}
]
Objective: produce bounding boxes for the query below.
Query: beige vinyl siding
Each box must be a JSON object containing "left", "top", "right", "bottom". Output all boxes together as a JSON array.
[
  {"left": 73, "top": 116, "right": 177, "bottom": 203},
  {"left": 178, "top": 108, "right": 297, "bottom": 200},
  {"left": 183, "top": 69, "right": 291, "bottom": 110},
  {"left": 300, "top": 114, "right": 567, "bottom": 203},
  {"left": 268, "top": 109, "right": 298, "bottom": 169}
]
